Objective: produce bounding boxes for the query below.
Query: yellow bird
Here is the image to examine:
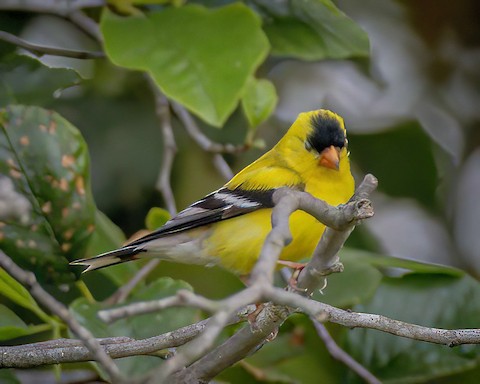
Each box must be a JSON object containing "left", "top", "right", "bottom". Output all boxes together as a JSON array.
[{"left": 71, "top": 110, "right": 354, "bottom": 275}]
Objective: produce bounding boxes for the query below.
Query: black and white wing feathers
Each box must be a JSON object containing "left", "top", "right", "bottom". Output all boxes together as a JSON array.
[{"left": 126, "top": 187, "right": 275, "bottom": 247}]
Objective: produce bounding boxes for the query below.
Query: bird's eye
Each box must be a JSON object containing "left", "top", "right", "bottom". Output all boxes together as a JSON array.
[{"left": 304, "top": 141, "right": 312, "bottom": 151}]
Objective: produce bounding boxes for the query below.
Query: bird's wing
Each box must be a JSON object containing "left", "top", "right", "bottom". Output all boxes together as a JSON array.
[{"left": 126, "top": 187, "right": 278, "bottom": 247}]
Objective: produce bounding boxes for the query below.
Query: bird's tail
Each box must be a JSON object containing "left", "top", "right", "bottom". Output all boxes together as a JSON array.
[{"left": 70, "top": 246, "right": 143, "bottom": 273}]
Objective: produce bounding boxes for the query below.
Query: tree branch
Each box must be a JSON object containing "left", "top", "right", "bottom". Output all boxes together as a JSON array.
[
  {"left": 0, "top": 316, "right": 244, "bottom": 368},
  {"left": 2, "top": 173, "right": 479, "bottom": 382},
  {"left": 152, "top": 176, "right": 376, "bottom": 382},
  {"left": 296, "top": 174, "right": 377, "bottom": 294},
  {"left": 212, "top": 153, "right": 234, "bottom": 180},
  {"left": 171, "top": 102, "right": 245, "bottom": 180},
  {"left": 261, "top": 287, "right": 480, "bottom": 347},
  {"left": 148, "top": 77, "right": 177, "bottom": 216},
  {"left": 310, "top": 318, "right": 381, "bottom": 384},
  {"left": 171, "top": 102, "right": 248, "bottom": 155},
  {"left": 0, "top": 251, "right": 122, "bottom": 382},
  {"left": 0, "top": 30, "right": 104, "bottom": 59}
]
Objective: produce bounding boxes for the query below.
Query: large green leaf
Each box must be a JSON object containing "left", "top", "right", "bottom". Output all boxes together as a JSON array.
[
  {"left": 345, "top": 274, "right": 480, "bottom": 383},
  {"left": 340, "top": 248, "right": 464, "bottom": 277},
  {"left": 315, "top": 248, "right": 462, "bottom": 309},
  {"left": 250, "top": 0, "right": 369, "bottom": 60},
  {"left": 101, "top": 3, "right": 270, "bottom": 127},
  {"left": 0, "top": 55, "right": 79, "bottom": 108},
  {"left": 70, "top": 277, "right": 199, "bottom": 377},
  {"left": 0, "top": 105, "right": 96, "bottom": 284}
]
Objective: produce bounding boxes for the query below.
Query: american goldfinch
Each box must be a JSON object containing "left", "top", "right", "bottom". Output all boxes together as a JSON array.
[{"left": 71, "top": 110, "right": 354, "bottom": 275}]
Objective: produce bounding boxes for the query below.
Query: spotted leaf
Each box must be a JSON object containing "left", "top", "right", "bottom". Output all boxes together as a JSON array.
[{"left": 0, "top": 105, "right": 96, "bottom": 285}]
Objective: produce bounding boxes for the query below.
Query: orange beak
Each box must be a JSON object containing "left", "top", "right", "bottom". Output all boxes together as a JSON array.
[{"left": 319, "top": 145, "right": 340, "bottom": 170}]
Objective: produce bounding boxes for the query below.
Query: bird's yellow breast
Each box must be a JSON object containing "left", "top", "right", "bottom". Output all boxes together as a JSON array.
[{"left": 204, "top": 151, "right": 354, "bottom": 275}]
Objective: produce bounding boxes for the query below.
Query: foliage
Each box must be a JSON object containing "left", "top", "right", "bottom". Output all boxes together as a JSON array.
[{"left": 0, "top": 0, "right": 479, "bottom": 383}]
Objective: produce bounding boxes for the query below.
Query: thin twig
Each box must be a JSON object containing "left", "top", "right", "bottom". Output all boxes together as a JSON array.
[
  {"left": 99, "top": 290, "right": 223, "bottom": 323},
  {"left": 105, "top": 77, "right": 178, "bottom": 305},
  {"left": 148, "top": 77, "right": 177, "bottom": 216},
  {"left": 67, "top": 10, "right": 102, "bottom": 42},
  {"left": 105, "top": 259, "right": 161, "bottom": 305},
  {"left": 171, "top": 102, "right": 240, "bottom": 179},
  {"left": 171, "top": 102, "right": 248, "bottom": 155},
  {"left": 0, "top": 251, "right": 122, "bottom": 382},
  {"left": 310, "top": 318, "right": 381, "bottom": 384},
  {"left": 213, "top": 153, "right": 234, "bottom": 180},
  {"left": 0, "top": 30, "right": 104, "bottom": 59}
]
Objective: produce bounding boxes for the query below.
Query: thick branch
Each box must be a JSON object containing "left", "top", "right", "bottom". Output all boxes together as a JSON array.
[
  {"left": 0, "top": 317, "right": 241, "bottom": 368},
  {"left": 263, "top": 287, "right": 480, "bottom": 347},
  {"left": 174, "top": 304, "right": 289, "bottom": 384}
]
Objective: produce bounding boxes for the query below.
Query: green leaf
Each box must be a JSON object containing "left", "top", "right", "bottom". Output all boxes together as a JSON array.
[
  {"left": 0, "top": 268, "right": 52, "bottom": 324},
  {"left": 252, "top": 0, "right": 369, "bottom": 60},
  {"left": 0, "top": 55, "right": 79, "bottom": 108},
  {"left": 0, "top": 369, "right": 20, "bottom": 384},
  {"left": 70, "top": 277, "right": 199, "bottom": 377},
  {"left": 0, "top": 304, "right": 29, "bottom": 340},
  {"left": 0, "top": 304, "right": 49, "bottom": 340},
  {"left": 0, "top": 268, "right": 40, "bottom": 312},
  {"left": 349, "top": 122, "right": 438, "bottom": 209},
  {"left": 242, "top": 77, "right": 277, "bottom": 129},
  {"left": 345, "top": 274, "right": 480, "bottom": 383},
  {"left": 317, "top": 257, "right": 383, "bottom": 308},
  {"left": 0, "top": 105, "right": 96, "bottom": 285},
  {"left": 315, "top": 249, "right": 463, "bottom": 309},
  {"left": 341, "top": 248, "right": 464, "bottom": 277},
  {"left": 101, "top": 3, "right": 270, "bottom": 127},
  {"left": 145, "top": 207, "right": 171, "bottom": 231}
]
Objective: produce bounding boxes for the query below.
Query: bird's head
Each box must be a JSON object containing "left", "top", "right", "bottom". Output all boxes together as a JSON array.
[{"left": 277, "top": 109, "right": 349, "bottom": 172}]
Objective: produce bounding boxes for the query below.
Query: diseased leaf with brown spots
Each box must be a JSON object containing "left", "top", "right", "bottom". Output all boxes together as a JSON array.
[{"left": 0, "top": 105, "right": 96, "bottom": 285}]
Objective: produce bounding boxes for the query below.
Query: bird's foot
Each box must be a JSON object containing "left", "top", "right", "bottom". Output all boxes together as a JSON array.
[
  {"left": 277, "top": 260, "right": 308, "bottom": 292},
  {"left": 247, "top": 302, "right": 265, "bottom": 331}
]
